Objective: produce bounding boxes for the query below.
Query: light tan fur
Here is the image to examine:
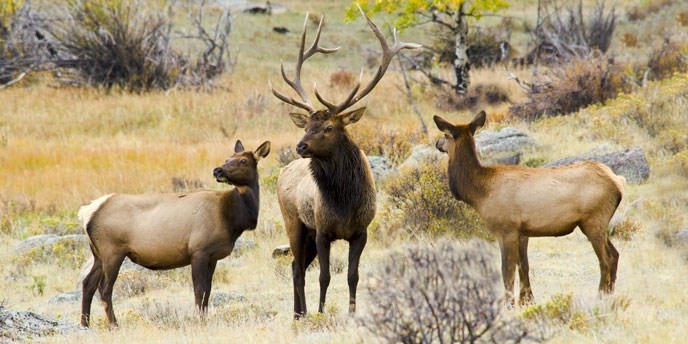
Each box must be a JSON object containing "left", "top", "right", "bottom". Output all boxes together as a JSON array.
[
  {"left": 434, "top": 111, "right": 624, "bottom": 304},
  {"left": 79, "top": 140, "right": 270, "bottom": 327}
]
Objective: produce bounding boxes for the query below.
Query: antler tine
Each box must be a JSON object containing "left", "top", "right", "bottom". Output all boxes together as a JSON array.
[
  {"left": 272, "top": 13, "right": 340, "bottom": 114},
  {"left": 322, "top": 4, "right": 421, "bottom": 115},
  {"left": 270, "top": 80, "right": 315, "bottom": 113}
]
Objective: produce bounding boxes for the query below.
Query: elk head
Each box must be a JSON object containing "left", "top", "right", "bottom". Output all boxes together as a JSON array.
[
  {"left": 433, "top": 111, "right": 486, "bottom": 154},
  {"left": 271, "top": 5, "right": 421, "bottom": 158},
  {"left": 213, "top": 140, "right": 271, "bottom": 185}
]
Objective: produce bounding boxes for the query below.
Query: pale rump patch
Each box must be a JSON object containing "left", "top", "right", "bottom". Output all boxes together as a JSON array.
[{"left": 77, "top": 194, "right": 114, "bottom": 231}]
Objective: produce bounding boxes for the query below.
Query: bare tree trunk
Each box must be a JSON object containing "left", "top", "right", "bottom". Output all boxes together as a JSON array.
[
  {"left": 452, "top": 3, "right": 470, "bottom": 95},
  {"left": 397, "top": 55, "right": 426, "bottom": 136}
]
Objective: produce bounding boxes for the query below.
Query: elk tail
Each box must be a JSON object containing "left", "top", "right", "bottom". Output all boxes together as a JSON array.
[{"left": 77, "top": 194, "right": 114, "bottom": 252}]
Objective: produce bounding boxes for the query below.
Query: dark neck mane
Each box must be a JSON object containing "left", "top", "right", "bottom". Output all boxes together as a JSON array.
[
  {"left": 225, "top": 180, "right": 260, "bottom": 237},
  {"left": 448, "top": 137, "right": 489, "bottom": 206},
  {"left": 309, "top": 133, "right": 368, "bottom": 219}
]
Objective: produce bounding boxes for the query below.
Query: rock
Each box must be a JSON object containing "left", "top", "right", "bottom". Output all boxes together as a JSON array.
[
  {"left": 232, "top": 238, "right": 256, "bottom": 256},
  {"left": 676, "top": 229, "right": 688, "bottom": 245},
  {"left": 367, "top": 156, "right": 398, "bottom": 183},
  {"left": 48, "top": 291, "right": 81, "bottom": 304},
  {"left": 544, "top": 147, "right": 650, "bottom": 183},
  {"left": 400, "top": 144, "right": 446, "bottom": 169},
  {"left": 485, "top": 152, "right": 522, "bottom": 166},
  {"left": 0, "top": 305, "right": 79, "bottom": 341},
  {"left": 14, "top": 234, "right": 88, "bottom": 255},
  {"left": 475, "top": 127, "right": 534, "bottom": 156},
  {"left": 272, "top": 245, "right": 291, "bottom": 259},
  {"left": 13, "top": 234, "right": 59, "bottom": 254},
  {"left": 209, "top": 291, "right": 246, "bottom": 308}
]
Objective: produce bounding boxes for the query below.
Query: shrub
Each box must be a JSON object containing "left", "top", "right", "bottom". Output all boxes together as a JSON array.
[
  {"left": 678, "top": 11, "right": 688, "bottom": 26},
  {"left": 610, "top": 218, "right": 643, "bottom": 241},
  {"left": 352, "top": 125, "right": 423, "bottom": 166},
  {"left": 627, "top": 0, "right": 673, "bottom": 22},
  {"left": 509, "top": 54, "right": 626, "bottom": 120},
  {"left": 435, "top": 83, "right": 510, "bottom": 112},
  {"left": 620, "top": 32, "right": 638, "bottom": 48},
  {"left": 532, "top": 0, "right": 617, "bottom": 62},
  {"left": 382, "top": 155, "right": 487, "bottom": 238},
  {"left": 360, "top": 240, "right": 543, "bottom": 343},
  {"left": 646, "top": 39, "right": 688, "bottom": 81},
  {"left": 47, "top": 0, "right": 183, "bottom": 91},
  {"left": 522, "top": 293, "right": 631, "bottom": 331},
  {"left": 0, "top": 0, "right": 49, "bottom": 85}
]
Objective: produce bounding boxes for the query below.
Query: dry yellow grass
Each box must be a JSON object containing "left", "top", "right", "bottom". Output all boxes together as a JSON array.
[{"left": 1, "top": 1, "right": 688, "bottom": 342}]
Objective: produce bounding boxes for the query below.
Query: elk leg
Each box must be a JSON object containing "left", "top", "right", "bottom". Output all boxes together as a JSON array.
[
  {"left": 499, "top": 234, "right": 519, "bottom": 306},
  {"left": 347, "top": 231, "right": 367, "bottom": 313},
  {"left": 607, "top": 239, "right": 620, "bottom": 292},
  {"left": 202, "top": 260, "right": 217, "bottom": 312},
  {"left": 99, "top": 254, "right": 125, "bottom": 327},
  {"left": 290, "top": 223, "right": 308, "bottom": 319},
  {"left": 304, "top": 236, "right": 317, "bottom": 269},
  {"left": 191, "top": 253, "right": 211, "bottom": 316},
  {"left": 518, "top": 236, "right": 534, "bottom": 305},
  {"left": 316, "top": 232, "right": 332, "bottom": 313},
  {"left": 580, "top": 221, "right": 612, "bottom": 294},
  {"left": 81, "top": 254, "right": 103, "bottom": 327}
]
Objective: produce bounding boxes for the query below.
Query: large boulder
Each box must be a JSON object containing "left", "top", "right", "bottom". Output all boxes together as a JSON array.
[
  {"left": 400, "top": 144, "right": 446, "bottom": 169},
  {"left": 14, "top": 234, "right": 88, "bottom": 255},
  {"left": 475, "top": 127, "right": 535, "bottom": 156},
  {"left": 367, "top": 156, "right": 397, "bottom": 184},
  {"left": 544, "top": 147, "right": 650, "bottom": 183},
  {"left": 0, "top": 305, "right": 79, "bottom": 341}
]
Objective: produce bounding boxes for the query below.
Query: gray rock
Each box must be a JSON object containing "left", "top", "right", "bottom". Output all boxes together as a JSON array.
[
  {"left": 0, "top": 305, "right": 80, "bottom": 340},
  {"left": 14, "top": 234, "right": 88, "bottom": 255},
  {"left": 367, "top": 156, "right": 398, "bottom": 183},
  {"left": 475, "top": 127, "right": 534, "bottom": 156},
  {"left": 400, "top": 144, "right": 446, "bottom": 169},
  {"left": 48, "top": 291, "right": 81, "bottom": 304},
  {"left": 544, "top": 147, "right": 650, "bottom": 183},
  {"left": 232, "top": 238, "right": 256, "bottom": 256},
  {"left": 272, "top": 245, "right": 291, "bottom": 259},
  {"left": 676, "top": 229, "right": 688, "bottom": 245},
  {"left": 209, "top": 291, "right": 246, "bottom": 308}
]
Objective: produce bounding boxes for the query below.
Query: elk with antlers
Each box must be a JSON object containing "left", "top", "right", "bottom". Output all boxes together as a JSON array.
[
  {"left": 434, "top": 111, "right": 624, "bottom": 305},
  {"left": 271, "top": 7, "right": 420, "bottom": 319}
]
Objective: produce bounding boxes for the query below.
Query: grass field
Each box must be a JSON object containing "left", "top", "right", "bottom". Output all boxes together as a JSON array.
[{"left": 1, "top": 0, "right": 688, "bottom": 342}]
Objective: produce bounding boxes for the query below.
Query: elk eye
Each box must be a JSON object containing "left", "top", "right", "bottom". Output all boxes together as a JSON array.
[
  {"left": 445, "top": 134, "right": 452, "bottom": 139},
  {"left": 240, "top": 159, "right": 247, "bottom": 164},
  {"left": 324, "top": 125, "right": 333, "bottom": 133}
]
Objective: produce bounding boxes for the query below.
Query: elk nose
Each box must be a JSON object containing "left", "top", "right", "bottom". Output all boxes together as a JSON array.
[
  {"left": 296, "top": 142, "right": 308, "bottom": 155},
  {"left": 212, "top": 167, "right": 223, "bottom": 177}
]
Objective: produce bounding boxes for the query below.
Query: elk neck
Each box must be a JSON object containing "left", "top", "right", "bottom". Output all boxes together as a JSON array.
[
  {"left": 224, "top": 180, "right": 260, "bottom": 234},
  {"left": 309, "top": 132, "right": 371, "bottom": 220},
  {"left": 448, "top": 135, "right": 491, "bottom": 207}
]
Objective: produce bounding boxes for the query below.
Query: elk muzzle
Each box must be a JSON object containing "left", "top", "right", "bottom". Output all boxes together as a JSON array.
[
  {"left": 296, "top": 141, "right": 311, "bottom": 157},
  {"left": 436, "top": 137, "right": 448, "bottom": 153},
  {"left": 213, "top": 167, "right": 228, "bottom": 183}
]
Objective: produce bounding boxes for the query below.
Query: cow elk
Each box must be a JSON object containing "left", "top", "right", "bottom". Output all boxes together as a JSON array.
[
  {"left": 78, "top": 140, "right": 270, "bottom": 327},
  {"left": 433, "top": 111, "right": 624, "bottom": 305},
  {"left": 271, "top": 7, "right": 420, "bottom": 319}
]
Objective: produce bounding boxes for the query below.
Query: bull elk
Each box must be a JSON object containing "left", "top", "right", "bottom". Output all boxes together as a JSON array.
[
  {"left": 270, "top": 7, "right": 420, "bottom": 319},
  {"left": 78, "top": 140, "right": 270, "bottom": 327},
  {"left": 433, "top": 111, "right": 624, "bottom": 305}
]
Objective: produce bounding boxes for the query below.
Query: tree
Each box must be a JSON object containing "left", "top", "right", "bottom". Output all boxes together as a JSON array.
[{"left": 347, "top": 0, "right": 509, "bottom": 95}]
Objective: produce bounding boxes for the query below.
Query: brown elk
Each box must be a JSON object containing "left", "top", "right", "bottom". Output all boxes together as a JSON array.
[
  {"left": 271, "top": 8, "right": 420, "bottom": 319},
  {"left": 433, "top": 111, "right": 624, "bottom": 305},
  {"left": 78, "top": 140, "right": 270, "bottom": 327}
]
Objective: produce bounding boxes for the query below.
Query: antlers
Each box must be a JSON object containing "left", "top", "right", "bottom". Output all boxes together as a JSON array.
[{"left": 271, "top": 5, "right": 421, "bottom": 115}]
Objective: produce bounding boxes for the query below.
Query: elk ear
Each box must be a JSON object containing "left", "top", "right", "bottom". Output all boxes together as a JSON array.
[
  {"left": 253, "top": 141, "right": 271, "bottom": 161},
  {"left": 469, "top": 111, "right": 486, "bottom": 134},
  {"left": 338, "top": 107, "right": 366, "bottom": 126},
  {"left": 433, "top": 115, "right": 458, "bottom": 137},
  {"left": 289, "top": 113, "right": 309, "bottom": 129},
  {"left": 234, "top": 140, "right": 245, "bottom": 153}
]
